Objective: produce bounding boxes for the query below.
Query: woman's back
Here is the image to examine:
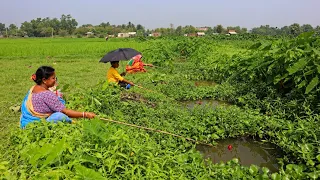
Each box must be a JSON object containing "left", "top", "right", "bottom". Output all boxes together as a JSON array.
[{"left": 31, "top": 90, "right": 65, "bottom": 114}]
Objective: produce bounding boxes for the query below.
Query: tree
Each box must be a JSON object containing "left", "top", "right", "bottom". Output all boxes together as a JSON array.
[
  {"left": 58, "top": 29, "right": 68, "bottom": 37},
  {"left": 315, "top": 26, "right": 320, "bottom": 35},
  {"left": 99, "top": 22, "right": 109, "bottom": 28},
  {"left": 215, "top": 25, "right": 224, "bottom": 34},
  {"left": 241, "top": 27, "right": 247, "bottom": 34},
  {"left": 8, "top": 24, "right": 18, "bottom": 36},
  {"left": 60, "top": 14, "right": 78, "bottom": 35},
  {"left": 183, "top": 25, "right": 196, "bottom": 34},
  {"left": 50, "top": 18, "right": 61, "bottom": 35},
  {"left": 0, "top": 23, "right": 5, "bottom": 32},
  {"left": 40, "top": 27, "right": 53, "bottom": 37},
  {"left": 20, "top": 21, "right": 34, "bottom": 36},
  {"left": 289, "top": 23, "right": 301, "bottom": 36},
  {"left": 175, "top": 26, "right": 183, "bottom": 36},
  {"left": 136, "top": 24, "right": 144, "bottom": 31},
  {"left": 281, "top": 26, "right": 290, "bottom": 35},
  {"left": 301, "top": 24, "right": 313, "bottom": 32},
  {"left": 206, "top": 27, "right": 214, "bottom": 35},
  {"left": 81, "top": 24, "right": 93, "bottom": 28}
]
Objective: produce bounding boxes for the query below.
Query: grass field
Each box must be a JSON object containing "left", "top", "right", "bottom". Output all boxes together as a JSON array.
[{"left": 1, "top": 36, "right": 319, "bottom": 179}]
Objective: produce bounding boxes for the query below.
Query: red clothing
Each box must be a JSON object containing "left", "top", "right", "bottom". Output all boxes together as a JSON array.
[{"left": 126, "top": 54, "right": 146, "bottom": 73}]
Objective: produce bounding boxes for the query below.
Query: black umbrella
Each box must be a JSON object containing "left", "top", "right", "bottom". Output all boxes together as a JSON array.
[{"left": 99, "top": 48, "right": 141, "bottom": 63}]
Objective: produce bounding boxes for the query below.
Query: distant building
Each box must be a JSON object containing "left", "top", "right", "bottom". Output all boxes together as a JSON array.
[
  {"left": 117, "top": 33, "right": 129, "bottom": 38},
  {"left": 227, "top": 30, "right": 237, "bottom": 35},
  {"left": 196, "top": 32, "right": 205, "bottom": 36},
  {"left": 196, "top": 27, "right": 209, "bottom": 31},
  {"left": 85, "top": 32, "right": 94, "bottom": 37},
  {"left": 187, "top": 33, "right": 197, "bottom": 37},
  {"left": 149, "top": 32, "right": 161, "bottom": 37},
  {"left": 128, "top": 32, "right": 137, "bottom": 37}
]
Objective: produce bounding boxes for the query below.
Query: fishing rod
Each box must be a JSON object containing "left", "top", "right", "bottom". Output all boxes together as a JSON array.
[{"left": 98, "top": 116, "right": 214, "bottom": 147}]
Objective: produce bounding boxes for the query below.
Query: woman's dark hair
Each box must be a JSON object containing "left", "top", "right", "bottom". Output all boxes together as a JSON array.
[
  {"left": 34, "top": 66, "right": 55, "bottom": 85},
  {"left": 110, "top": 61, "right": 119, "bottom": 65}
]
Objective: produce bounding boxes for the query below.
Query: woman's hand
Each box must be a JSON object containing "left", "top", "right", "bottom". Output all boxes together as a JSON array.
[{"left": 85, "top": 112, "right": 96, "bottom": 118}]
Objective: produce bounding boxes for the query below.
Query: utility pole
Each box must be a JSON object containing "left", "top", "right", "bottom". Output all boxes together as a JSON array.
[
  {"left": 15, "top": 23, "right": 18, "bottom": 37},
  {"left": 52, "top": 28, "right": 53, "bottom": 38},
  {"left": 6, "top": 28, "right": 8, "bottom": 38}
]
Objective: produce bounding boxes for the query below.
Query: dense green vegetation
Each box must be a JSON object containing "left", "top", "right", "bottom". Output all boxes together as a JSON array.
[
  {"left": 1, "top": 14, "right": 320, "bottom": 38},
  {"left": 1, "top": 34, "right": 320, "bottom": 179}
]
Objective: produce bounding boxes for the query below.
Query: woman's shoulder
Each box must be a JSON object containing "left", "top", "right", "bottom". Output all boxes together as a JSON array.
[{"left": 32, "top": 90, "right": 55, "bottom": 97}]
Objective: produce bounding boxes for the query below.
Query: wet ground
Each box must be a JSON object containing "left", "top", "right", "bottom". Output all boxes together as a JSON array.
[{"left": 196, "top": 137, "right": 283, "bottom": 172}]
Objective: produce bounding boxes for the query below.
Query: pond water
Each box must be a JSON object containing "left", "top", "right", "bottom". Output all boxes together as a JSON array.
[
  {"left": 196, "top": 137, "right": 283, "bottom": 172},
  {"left": 182, "top": 99, "right": 231, "bottom": 109}
]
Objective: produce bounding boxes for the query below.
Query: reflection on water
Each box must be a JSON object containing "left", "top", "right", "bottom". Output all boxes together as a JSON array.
[
  {"left": 182, "top": 99, "right": 231, "bottom": 109},
  {"left": 196, "top": 137, "right": 283, "bottom": 172}
]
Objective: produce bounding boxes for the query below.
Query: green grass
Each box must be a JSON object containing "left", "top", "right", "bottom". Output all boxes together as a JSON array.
[
  {"left": 1, "top": 37, "right": 320, "bottom": 179},
  {"left": 0, "top": 38, "right": 149, "bottom": 152},
  {"left": 0, "top": 38, "right": 147, "bottom": 58}
]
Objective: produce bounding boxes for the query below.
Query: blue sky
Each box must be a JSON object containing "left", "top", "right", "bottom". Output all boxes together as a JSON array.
[{"left": 1, "top": 0, "right": 319, "bottom": 29}]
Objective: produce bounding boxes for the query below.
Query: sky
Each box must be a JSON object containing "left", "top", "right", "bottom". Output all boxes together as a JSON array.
[{"left": 1, "top": 0, "right": 319, "bottom": 30}]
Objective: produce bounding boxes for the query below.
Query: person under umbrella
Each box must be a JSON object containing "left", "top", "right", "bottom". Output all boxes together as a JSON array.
[
  {"left": 100, "top": 48, "right": 140, "bottom": 89},
  {"left": 107, "top": 61, "right": 135, "bottom": 88}
]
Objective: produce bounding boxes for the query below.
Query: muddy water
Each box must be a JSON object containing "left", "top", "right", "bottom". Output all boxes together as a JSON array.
[
  {"left": 194, "top": 80, "right": 217, "bottom": 87},
  {"left": 196, "top": 137, "right": 283, "bottom": 172}
]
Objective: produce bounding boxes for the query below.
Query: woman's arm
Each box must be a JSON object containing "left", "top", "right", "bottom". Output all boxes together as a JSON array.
[
  {"left": 144, "top": 64, "right": 153, "bottom": 67},
  {"left": 121, "top": 79, "right": 135, "bottom": 86},
  {"left": 61, "top": 108, "right": 96, "bottom": 118}
]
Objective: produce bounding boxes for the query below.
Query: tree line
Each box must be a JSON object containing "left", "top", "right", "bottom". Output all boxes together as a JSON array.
[{"left": 0, "top": 14, "right": 319, "bottom": 37}]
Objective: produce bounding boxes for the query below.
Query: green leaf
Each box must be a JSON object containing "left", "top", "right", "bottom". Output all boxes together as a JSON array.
[
  {"left": 287, "top": 58, "right": 308, "bottom": 75},
  {"left": 41, "top": 138, "right": 66, "bottom": 169},
  {"left": 61, "top": 84, "right": 70, "bottom": 92},
  {"left": 308, "top": 172, "right": 319, "bottom": 180},
  {"left": 95, "top": 153, "right": 103, "bottom": 159},
  {"left": 298, "top": 31, "right": 314, "bottom": 39},
  {"left": 249, "top": 165, "right": 259, "bottom": 175},
  {"left": 93, "top": 98, "right": 102, "bottom": 106},
  {"left": 250, "top": 42, "right": 262, "bottom": 49},
  {"left": 29, "top": 143, "right": 54, "bottom": 167},
  {"left": 274, "top": 74, "right": 288, "bottom": 84},
  {"left": 313, "top": 48, "right": 320, "bottom": 57},
  {"left": 316, "top": 154, "right": 320, "bottom": 162},
  {"left": 271, "top": 173, "right": 281, "bottom": 180},
  {"left": 262, "top": 167, "right": 270, "bottom": 174},
  {"left": 297, "top": 80, "right": 307, "bottom": 89},
  {"left": 75, "top": 165, "right": 105, "bottom": 180},
  {"left": 211, "top": 134, "right": 220, "bottom": 139},
  {"left": 102, "top": 81, "right": 109, "bottom": 91},
  {"left": 305, "top": 76, "right": 319, "bottom": 94},
  {"left": 304, "top": 69, "right": 315, "bottom": 76}
]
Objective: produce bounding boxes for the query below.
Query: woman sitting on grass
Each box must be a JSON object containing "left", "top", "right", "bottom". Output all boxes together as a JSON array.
[
  {"left": 20, "top": 66, "right": 96, "bottom": 128},
  {"left": 107, "top": 61, "right": 135, "bottom": 88},
  {"left": 126, "top": 54, "right": 153, "bottom": 74}
]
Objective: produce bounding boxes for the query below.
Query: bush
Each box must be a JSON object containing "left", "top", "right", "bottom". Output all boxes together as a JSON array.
[{"left": 58, "top": 30, "right": 68, "bottom": 37}]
